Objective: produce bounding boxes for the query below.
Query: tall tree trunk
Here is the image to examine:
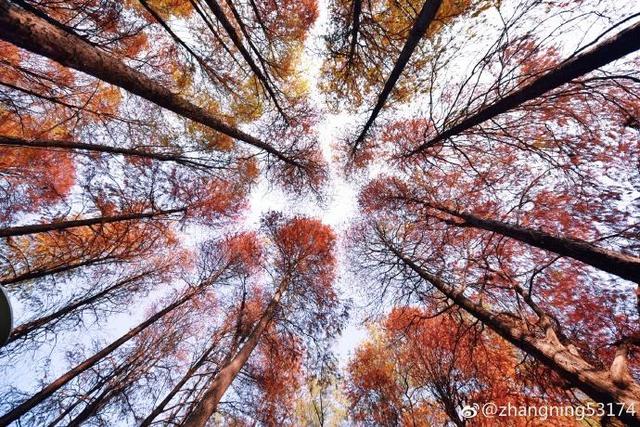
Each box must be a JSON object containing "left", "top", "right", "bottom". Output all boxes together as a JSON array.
[
  {"left": 380, "top": 231, "right": 640, "bottom": 425},
  {"left": 7, "top": 270, "right": 151, "bottom": 345},
  {"left": 405, "top": 21, "right": 640, "bottom": 156},
  {"left": 428, "top": 203, "right": 640, "bottom": 283},
  {"left": 136, "top": 0, "right": 229, "bottom": 90},
  {"left": 0, "top": 208, "right": 184, "bottom": 238},
  {"left": 347, "top": 0, "right": 363, "bottom": 64},
  {"left": 204, "top": 0, "right": 286, "bottom": 119},
  {"left": 182, "top": 279, "right": 288, "bottom": 427},
  {"left": 0, "top": 135, "right": 211, "bottom": 168},
  {"left": 139, "top": 338, "right": 221, "bottom": 426},
  {"left": 1, "top": 255, "right": 115, "bottom": 286},
  {"left": 0, "top": 276, "right": 218, "bottom": 425},
  {"left": 0, "top": 0, "right": 298, "bottom": 166},
  {"left": 350, "top": 0, "right": 443, "bottom": 155}
]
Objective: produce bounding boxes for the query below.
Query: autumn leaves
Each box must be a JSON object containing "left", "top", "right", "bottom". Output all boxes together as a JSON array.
[{"left": 0, "top": 0, "right": 640, "bottom": 425}]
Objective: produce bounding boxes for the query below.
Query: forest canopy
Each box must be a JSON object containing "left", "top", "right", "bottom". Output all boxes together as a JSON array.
[{"left": 0, "top": 0, "right": 639, "bottom": 425}]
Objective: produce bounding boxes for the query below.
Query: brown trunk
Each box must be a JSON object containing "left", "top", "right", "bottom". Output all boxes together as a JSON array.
[
  {"left": 430, "top": 204, "right": 640, "bottom": 283},
  {"left": 350, "top": 0, "right": 443, "bottom": 155},
  {"left": 347, "top": 0, "right": 363, "bottom": 64},
  {"left": 7, "top": 270, "right": 150, "bottom": 345},
  {"left": 1, "top": 255, "right": 115, "bottom": 286},
  {"left": 204, "top": 0, "right": 286, "bottom": 119},
  {"left": 182, "top": 279, "right": 288, "bottom": 427},
  {"left": 0, "top": 135, "right": 206, "bottom": 167},
  {"left": 139, "top": 339, "right": 220, "bottom": 426},
  {"left": 0, "top": 275, "right": 218, "bottom": 425},
  {"left": 136, "top": 0, "right": 232, "bottom": 92},
  {"left": 381, "top": 234, "right": 640, "bottom": 425},
  {"left": 406, "top": 21, "right": 640, "bottom": 156},
  {"left": 0, "top": 0, "right": 298, "bottom": 166},
  {"left": 0, "top": 208, "right": 184, "bottom": 239}
]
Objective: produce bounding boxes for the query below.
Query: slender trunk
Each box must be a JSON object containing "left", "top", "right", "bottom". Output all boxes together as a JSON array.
[
  {"left": 381, "top": 233, "right": 640, "bottom": 425},
  {"left": 182, "top": 279, "right": 288, "bottom": 427},
  {"left": 430, "top": 204, "right": 640, "bottom": 283},
  {"left": 0, "top": 255, "right": 115, "bottom": 286},
  {"left": 405, "top": 21, "right": 640, "bottom": 156},
  {"left": 0, "top": 208, "right": 184, "bottom": 239},
  {"left": 0, "top": 276, "right": 217, "bottom": 425},
  {"left": 65, "top": 386, "right": 112, "bottom": 427},
  {"left": 0, "top": 134, "right": 208, "bottom": 168},
  {"left": 347, "top": 0, "right": 363, "bottom": 64},
  {"left": 204, "top": 0, "right": 286, "bottom": 119},
  {"left": 350, "top": 0, "right": 443, "bottom": 155},
  {"left": 45, "top": 372, "right": 114, "bottom": 427},
  {"left": 0, "top": 0, "right": 298, "bottom": 166},
  {"left": 139, "top": 339, "right": 219, "bottom": 426},
  {"left": 7, "top": 270, "right": 150, "bottom": 345}
]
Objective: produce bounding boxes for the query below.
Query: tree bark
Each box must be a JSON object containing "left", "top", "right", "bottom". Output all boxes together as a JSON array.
[
  {"left": 0, "top": 0, "right": 298, "bottom": 166},
  {"left": 380, "top": 232, "right": 640, "bottom": 425},
  {"left": 405, "top": 20, "right": 640, "bottom": 157},
  {"left": 0, "top": 208, "right": 184, "bottom": 239},
  {"left": 204, "top": 0, "right": 286, "bottom": 119},
  {"left": 182, "top": 279, "right": 288, "bottom": 427},
  {"left": 350, "top": 0, "right": 443, "bottom": 155},
  {"left": 7, "top": 270, "right": 150, "bottom": 345},
  {"left": 347, "top": 0, "right": 363, "bottom": 64},
  {"left": 139, "top": 339, "right": 219, "bottom": 426},
  {"left": 0, "top": 256, "right": 115, "bottom": 286},
  {"left": 0, "top": 277, "right": 217, "bottom": 425},
  {"left": 429, "top": 204, "right": 640, "bottom": 283},
  {"left": 0, "top": 135, "right": 208, "bottom": 167}
]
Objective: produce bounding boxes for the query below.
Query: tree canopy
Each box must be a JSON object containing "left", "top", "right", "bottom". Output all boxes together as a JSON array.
[{"left": 0, "top": 0, "right": 639, "bottom": 425}]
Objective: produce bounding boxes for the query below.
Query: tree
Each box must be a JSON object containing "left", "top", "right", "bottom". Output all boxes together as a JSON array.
[
  {"left": 348, "top": 221, "right": 640, "bottom": 424},
  {"left": 0, "top": 0, "right": 313, "bottom": 171},
  {"left": 0, "top": 233, "right": 245, "bottom": 425},
  {"left": 183, "top": 214, "right": 343, "bottom": 426},
  {"left": 348, "top": 306, "right": 575, "bottom": 426}
]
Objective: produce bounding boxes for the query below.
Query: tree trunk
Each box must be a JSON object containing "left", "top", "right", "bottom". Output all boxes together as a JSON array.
[
  {"left": 350, "top": 0, "right": 443, "bottom": 155},
  {"left": 1, "top": 255, "right": 115, "bottom": 286},
  {"left": 381, "top": 233, "right": 640, "bottom": 425},
  {"left": 137, "top": 0, "right": 226, "bottom": 88},
  {"left": 182, "top": 279, "right": 288, "bottom": 427},
  {"left": 0, "top": 277, "right": 216, "bottom": 425},
  {"left": 139, "top": 339, "right": 219, "bottom": 426},
  {"left": 347, "top": 0, "right": 363, "bottom": 64},
  {"left": 405, "top": 21, "right": 640, "bottom": 156},
  {"left": 204, "top": 0, "right": 286, "bottom": 119},
  {"left": 7, "top": 270, "right": 150, "bottom": 345},
  {"left": 0, "top": 135, "right": 210, "bottom": 168},
  {"left": 0, "top": 0, "right": 298, "bottom": 166},
  {"left": 0, "top": 208, "right": 184, "bottom": 239},
  {"left": 430, "top": 204, "right": 640, "bottom": 283}
]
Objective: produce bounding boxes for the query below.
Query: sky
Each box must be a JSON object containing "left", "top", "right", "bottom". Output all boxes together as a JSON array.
[{"left": 241, "top": 0, "right": 376, "bottom": 365}]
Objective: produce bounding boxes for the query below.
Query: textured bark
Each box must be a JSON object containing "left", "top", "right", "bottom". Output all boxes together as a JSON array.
[
  {"left": 0, "top": 135, "right": 207, "bottom": 167},
  {"left": 139, "top": 340, "right": 219, "bottom": 426},
  {"left": 405, "top": 21, "right": 640, "bottom": 156},
  {"left": 137, "top": 0, "right": 226, "bottom": 88},
  {"left": 0, "top": 256, "right": 115, "bottom": 286},
  {"left": 347, "top": 0, "right": 363, "bottom": 64},
  {"left": 0, "top": 208, "right": 184, "bottom": 238},
  {"left": 182, "top": 279, "right": 288, "bottom": 427},
  {"left": 0, "top": 0, "right": 298, "bottom": 166},
  {"left": 205, "top": 0, "right": 286, "bottom": 118},
  {"left": 350, "top": 0, "right": 443, "bottom": 155},
  {"left": 7, "top": 270, "right": 150, "bottom": 345},
  {"left": 430, "top": 204, "right": 640, "bottom": 283},
  {"left": 382, "top": 234, "right": 640, "bottom": 425},
  {"left": 0, "top": 274, "right": 220, "bottom": 425}
]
